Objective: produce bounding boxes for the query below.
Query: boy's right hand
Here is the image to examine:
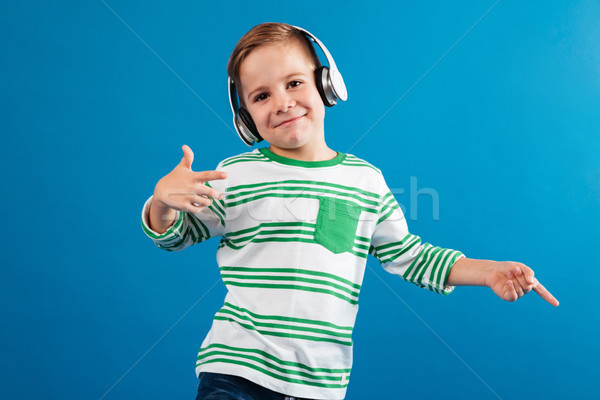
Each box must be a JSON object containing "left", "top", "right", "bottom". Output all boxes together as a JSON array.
[{"left": 152, "top": 145, "right": 228, "bottom": 215}]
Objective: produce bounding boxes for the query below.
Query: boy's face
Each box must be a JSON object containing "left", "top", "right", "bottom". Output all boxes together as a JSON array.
[{"left": 239, "top": 41, "right": 326, "bottom": 155}]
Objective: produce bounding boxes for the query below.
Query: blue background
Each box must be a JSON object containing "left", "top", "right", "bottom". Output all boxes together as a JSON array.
[{"left": 2, "top": 1, "right": 599, "bottom": 399}]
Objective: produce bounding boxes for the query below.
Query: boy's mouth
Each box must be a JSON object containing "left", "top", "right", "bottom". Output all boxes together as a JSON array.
[{"left": 274, "top": 114, "right": 305, "bottom": 128}]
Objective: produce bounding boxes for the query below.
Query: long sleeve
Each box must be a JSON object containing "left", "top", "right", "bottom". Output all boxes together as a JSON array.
[
  {"left": 369, "top": 181, "right": 464, "bottom": 295},
  {"left": 140, "top": 180, "right": 228, "bottom": 252}
]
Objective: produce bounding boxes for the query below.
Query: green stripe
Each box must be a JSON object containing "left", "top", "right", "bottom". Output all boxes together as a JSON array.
[
  {"left": 432, "top": 249, "right": 454, "bottom": 291},
  {"left": 229, "top": 228, "right": 315, "bottom": 245},
  {"left": 353, "top": 242, "right": 369, "bottom": 251},
  {"left": 402, "top": 243, "right": 434, "bottom": 282},
  {"left": 196, "top": 356, "right": 348, "bottom": 388},
  {"left": 373, "top": 233, "right": 413, "bottom": 252},
  {"left": 220, "top": 152, "right": 266, "bottom": 166},
  {"left": 204, "top": 182, "right": 226, "bottom": 212},
  {"left": 197, "top": 343, "right": 351, "bottom": 374},
  {"left": 341, "top": 162, "right": 380, "bottom": 173},
  {"left": 342, "top": 157, "right": 381, "bottom": 173},
  {"left": 377, "top": 201, "right": 401, "bottom": 224},
  {"left": 188, "top": 214, "right": 211, "bottom": 241},
  {"left": 356, "top": 235, "right": 370, "bottom": 244},
  {"left": 226, "top": 222, "right": 315, "bottom": 239},
  {"left": 221, "top": 236, "right": 368, "bottom": 258},
  {"left": 227, "top": 185, "right": 379, "bottom": 208},
  {"left": 435, "top": 251, "right": 462, "bottom": 294},
  {"left": 222, "top": 155, "right": 270, "bottom": 167},
  {"left": 378, "top": 193, "right": 400, "bottom": 223},
  {"left": 227, "top": 179, "right": 379, "bottom": 200},
  {"left": 207, "top": 204, "right": 225, "bottom": 227},
  {"left": 412, "top": 245, "right": 444, "bottom": 284},
  {"left": 141, "top": 209, "right": 184, "bottom": 240},
  {"left": 219, "top": 267, "right": 361, "bottom": 290},
  {"left": 214, "top": 316, "right": 351, "bottom": 346},
  {"left": 227, "top": 193, "right": 378, "bottom": 213},
  {"left": 369, "top": 245, "right": 377, "bottom": 257},
  {"left": 221, "top": 281, "right": 359, "bottom": 305},
  {"left": 379, "top": 237, "right": 421, "bottom": 264},
  {"left": 377, "top": 234, "right": 420, "bottom": 255},
  {"left": 214, "top": 312, "right": 352, "bottom": 346},
  {"left": 381, "top": 197, "right": 398, "bottom": 215},
  {"left": 223, "top": 236, "right": 316, "bottom": 250},
  {"left": 220, "top": 273, "right": 359, "bottom": 297},
  {"left": 381, "top": 192, "right": 394, "bottom": 205},
  {"left": 157, "top": 226, "right": 189, "bottom": 250},
  {"left": 208, "top": 197, "right": 226, "bottom": 219},
  {"left": 422, "top": 246, "right": 447, "bottom": 285},
  {"left": 221, "top": 302, "right": 353, "bottom": 330},
  {"left": 258, "top": 147, "right": 346, "bottom": 168}
]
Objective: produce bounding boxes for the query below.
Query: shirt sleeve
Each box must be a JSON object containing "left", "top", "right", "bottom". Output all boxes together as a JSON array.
[
  {"left": 140, "top": 177, "right": 228, "bottom": 252},
  {"left": 368, "top": 177, "right": 464, "bottom": 295}
]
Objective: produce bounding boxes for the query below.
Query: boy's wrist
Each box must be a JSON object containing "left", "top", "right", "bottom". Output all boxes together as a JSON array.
[
  {"left": 150, "top": 192, "right": 170, "bottom": 213},
  {"left": 480, "top": 260, "right": 500, "bottom": 288},
  {"left": 448, "top": 257, "right": 495, "bottom": 287},
  {"left": 148, "top": 195, "right": 178, "bottom": 233}
]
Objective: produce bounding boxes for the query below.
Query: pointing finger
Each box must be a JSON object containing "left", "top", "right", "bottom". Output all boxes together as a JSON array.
[
  {"left": 533, "top": 280, "right": 559, "bottom": 307},
  {"left": 194, "top": 170, "right": 228, "bottom": 183}
]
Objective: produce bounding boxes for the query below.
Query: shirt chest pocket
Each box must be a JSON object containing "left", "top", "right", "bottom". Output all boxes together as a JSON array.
[{"left": 314, "top": 197, "right": 361, "bottom": 254}]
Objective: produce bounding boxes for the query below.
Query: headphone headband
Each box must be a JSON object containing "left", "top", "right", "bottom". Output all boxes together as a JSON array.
[
  {"left": 229, "top": 25, "right": 347, "bottom": 146},
  {"left": 292, "top": 26, "right": 347, "bottom": 102}
]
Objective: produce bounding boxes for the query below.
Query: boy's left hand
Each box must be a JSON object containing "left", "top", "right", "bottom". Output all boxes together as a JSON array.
[{"left": 486, "top": 262, "right": 559, "bottom": 306}]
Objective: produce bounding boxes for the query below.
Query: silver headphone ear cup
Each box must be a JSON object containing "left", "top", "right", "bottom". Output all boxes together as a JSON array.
[
  {"left": 238, "top": 107, "right": 263, "bottom": 143},
  {"left": 315, "top": 66, "right": 337, "bottom": 107},
  {"left": 234, "top": 113, "right": 255, "bottom": 146}
]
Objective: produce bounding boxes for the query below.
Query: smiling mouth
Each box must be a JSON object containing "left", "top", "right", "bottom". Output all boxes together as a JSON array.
[{"left": 275, "top": 114, "right": 305, "bottom": 128}]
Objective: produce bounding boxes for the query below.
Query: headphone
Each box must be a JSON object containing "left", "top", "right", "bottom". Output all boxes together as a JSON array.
[{"left": 228, "top": 25, "right": 348, "bottom": 146}]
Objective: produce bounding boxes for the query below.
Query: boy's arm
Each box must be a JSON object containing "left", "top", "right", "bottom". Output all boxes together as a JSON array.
[
  {"left": 141, "top": 145, "right": 228, "bottom": 251},
  {"left": 447, "top": 257, "right": 559, "bottom": 306}
]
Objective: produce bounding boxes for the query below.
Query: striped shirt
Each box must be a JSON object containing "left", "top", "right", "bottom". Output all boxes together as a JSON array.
[{"left": 141, "top": 147, "right": 463, "bottom": 399}]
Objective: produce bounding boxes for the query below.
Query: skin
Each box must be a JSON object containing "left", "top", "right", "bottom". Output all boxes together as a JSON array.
[{"left": 147, "top": 40, "right": 559, "bottom": 307}]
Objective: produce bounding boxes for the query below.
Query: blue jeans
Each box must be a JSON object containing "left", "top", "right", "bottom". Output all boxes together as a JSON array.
[{"left": 195, "top": 372, "right": 314, "bottom": 400}]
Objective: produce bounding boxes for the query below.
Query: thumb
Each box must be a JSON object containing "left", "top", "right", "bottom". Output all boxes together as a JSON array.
[{"left": 180, "top": 144, "right": 194, "bottom": 170}]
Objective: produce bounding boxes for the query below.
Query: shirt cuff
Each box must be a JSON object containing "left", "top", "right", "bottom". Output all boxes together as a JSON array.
[
  {"left": 438, "top": 251, "right": 466, "bottom": 295},
  {"left": 140, "top": 195, "right": 183, "bottom": 240}
]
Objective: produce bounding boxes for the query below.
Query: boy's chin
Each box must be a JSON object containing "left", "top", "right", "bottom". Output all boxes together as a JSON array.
[
  {"left": 268, "top": 134, "right": 307, "bottom": 149},
  {"left": 269, "top": 143, "right": 304, "bottom": 152}
]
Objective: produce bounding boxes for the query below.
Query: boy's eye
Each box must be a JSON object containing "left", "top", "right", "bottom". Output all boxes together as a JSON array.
[
  {"left": 288, "top": 80, "right": 302, "bottom": 88},
  {"left": 254, "top": 93, "right": 269, "bottom": 102}
]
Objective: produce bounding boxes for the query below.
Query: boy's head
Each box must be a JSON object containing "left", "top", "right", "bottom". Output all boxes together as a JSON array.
[
  {"left": 227, "top": 23, "right": 347, "bottom": 157},
  {"left": 228, "top": 22, "right": 321, "bottom": 104}
]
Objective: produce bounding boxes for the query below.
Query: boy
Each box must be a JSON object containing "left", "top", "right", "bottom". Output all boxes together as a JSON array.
[{"left": 141, "top": 23, "right": 558, "bottom": 400}]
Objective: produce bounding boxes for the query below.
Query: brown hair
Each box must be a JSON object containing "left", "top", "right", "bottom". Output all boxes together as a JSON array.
[{"left": 227, "top": 22, "right": 321, "bottom": 99}]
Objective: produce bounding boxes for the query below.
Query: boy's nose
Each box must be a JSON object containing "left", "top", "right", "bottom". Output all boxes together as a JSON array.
[{"left": 275, "top": 93, "right": 295, "bottom": 113}]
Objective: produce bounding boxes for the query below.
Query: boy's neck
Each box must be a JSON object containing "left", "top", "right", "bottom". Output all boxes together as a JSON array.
[{"left": 267, "top": 142, "right": 337, "bottom": 162}]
